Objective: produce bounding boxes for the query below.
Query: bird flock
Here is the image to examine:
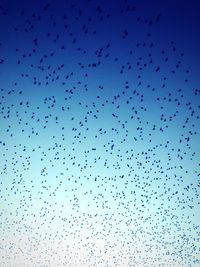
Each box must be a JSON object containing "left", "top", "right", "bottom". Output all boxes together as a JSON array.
[{"left": 0, "top": 0, "right": 199, "bottom": 266}]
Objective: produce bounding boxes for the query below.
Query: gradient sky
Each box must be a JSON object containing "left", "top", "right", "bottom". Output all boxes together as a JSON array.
[{"left": 0, "top": 0, "right": 200, "bottom": 266}]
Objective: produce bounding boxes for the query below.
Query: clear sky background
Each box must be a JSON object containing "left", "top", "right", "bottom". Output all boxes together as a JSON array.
[{"left": 0, "top": 0, "right": 200, "bottom": 266}]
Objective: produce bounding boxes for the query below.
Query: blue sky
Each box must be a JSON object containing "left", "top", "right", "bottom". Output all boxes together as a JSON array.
[{"left": 0, "top": 0, "right": 200, "bottom": 266}]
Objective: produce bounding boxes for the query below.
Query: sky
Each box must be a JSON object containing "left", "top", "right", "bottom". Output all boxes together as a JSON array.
[{"left": 0, "top": 0, "right": 200, "bottom": 266}]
